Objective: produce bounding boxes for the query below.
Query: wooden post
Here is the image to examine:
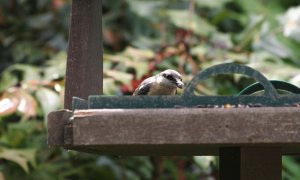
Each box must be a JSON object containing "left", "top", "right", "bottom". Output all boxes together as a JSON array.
[
  {"left": 220, "top": 147, "right": 282, "bottom": 180},
  {"left": 64, "top": 0, "right": 103, "bottom": 109},
  {"left": 240, "top": 147, "right": 281, "bottom": 180},
  {"left": 219, "top": 147, "right": 241, "bottom": 180}
]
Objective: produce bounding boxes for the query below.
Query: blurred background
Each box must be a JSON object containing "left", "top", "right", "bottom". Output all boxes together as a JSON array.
[{"left": 1, "top": 0, "right": 300, "bottom": 179}]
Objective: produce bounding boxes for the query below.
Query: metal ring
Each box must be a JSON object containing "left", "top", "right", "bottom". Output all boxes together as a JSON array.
[
  {"left": 183, "top": 63, "right": 278, "bottom": 99},
  {"left": 239, "top": 80, "right": 300, "bottom": 95}
]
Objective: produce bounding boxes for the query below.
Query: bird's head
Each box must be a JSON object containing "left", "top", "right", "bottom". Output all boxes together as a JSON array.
[{"left": 158, "top": 69, "right": 184, "bottom": 89}]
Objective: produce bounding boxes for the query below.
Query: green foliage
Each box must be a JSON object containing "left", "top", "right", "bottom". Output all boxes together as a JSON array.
[{"left": 1, "top": 0, "right": 300, "bottom": 179}]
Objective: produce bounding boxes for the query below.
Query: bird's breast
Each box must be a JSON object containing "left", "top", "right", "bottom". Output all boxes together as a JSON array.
[{"left": 148, "top": 83, "right": 177, "bottom": 95}]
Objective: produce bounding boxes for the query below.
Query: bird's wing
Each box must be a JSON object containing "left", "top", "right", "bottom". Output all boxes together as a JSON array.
[{"left": 133, "top": 77, "right": 154, "bottom": 95}]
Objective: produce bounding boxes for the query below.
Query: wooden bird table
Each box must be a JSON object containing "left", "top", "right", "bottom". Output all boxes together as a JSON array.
[{"left": 47, "top": 1, "right": 300, "bottom": 180}]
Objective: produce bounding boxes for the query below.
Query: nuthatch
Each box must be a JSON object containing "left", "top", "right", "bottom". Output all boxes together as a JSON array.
[{"left": 133, "top": 69, "right": 184, "bottom": 95}]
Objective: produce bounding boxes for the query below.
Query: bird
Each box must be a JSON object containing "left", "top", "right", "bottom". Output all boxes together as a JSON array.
[{"left": 133, "top": 69, "right": 184, "bottom": 96}]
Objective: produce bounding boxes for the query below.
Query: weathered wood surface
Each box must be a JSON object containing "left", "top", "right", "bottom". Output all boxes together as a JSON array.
[
  {"left": 64, "top": 0, "right": 103, "bottom": 109},
  {"left": 47, "top": 110, "right": 72, "bottom": 146},
  {"left": 240, "top": 147, "right": 282, "bottom": 180},
  {"left": 51, "top": 107, "right": 300, "bottom": 155},
  {"left": 220, "top": 147, "right": 282, "bottom": 180}
]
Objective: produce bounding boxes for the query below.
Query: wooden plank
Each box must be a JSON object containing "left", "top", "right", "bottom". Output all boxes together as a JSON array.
[
  {"left": 86, "top": 95, "right": 300, "bottom": 109},
  {"left": 47, "top": 110, "right": 72, "bottom": 146},
  {"left": 219, "top": 147, "right": 281, "bottom": 180},
  {"left": 240, "top": 147, "right": 281, "bottom": 180},
  {"left": 63, "top": 107, "right": 300, "bottom": 155},
  {"left": 64, "top": 0, "right": 102, "bottom": 109},
  {"left": 219, "top": 147, "right": 241, "bottom": 180}
]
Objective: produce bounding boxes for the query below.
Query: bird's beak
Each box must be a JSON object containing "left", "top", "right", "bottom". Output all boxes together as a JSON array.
[{"left": 176, "top": 81, "right": 184, "bottom": 89}]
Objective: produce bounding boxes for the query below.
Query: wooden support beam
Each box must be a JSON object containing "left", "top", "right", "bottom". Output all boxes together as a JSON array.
[
  {"left": 240, "top": 147, "right": 281, "bottom": 180},
  {"left": 47, "top": 110, "right": 72, "bottom": 146},
  {"left": 220, "top": 147, "right": 241, "bottom": 180},
  {"left": 47, "top": 107, "right": 300, "bottom": 155},
  {"left": 220, "top": 147, "right": 282, "bottom": 180},
  {"left": 65, "top": 0, "right": 103, "bottom": 109},
  {"left": 48, "top": 107, "right": 298, "bottom": 179}
]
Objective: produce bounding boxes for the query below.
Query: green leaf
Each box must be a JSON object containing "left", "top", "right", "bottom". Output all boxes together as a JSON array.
[
  {"left": 131, "top": 36, "right": 161, "bottom": 50},
  {"left": 105, "top": 70, "right": 133, "bottom": 85},
  {"left": 277, "top": 33, "right": 300, "bottom": 66},
  {"left": 35, "top": 87, "right": 61, "bottom": 122},
  {"left": 283, "top": 156, "right": 300, "bottom": 179},
  {"left": 123, "top": 47, "right": 155, "bottom": 61},
  {"left": 253, "top": 22, "right": 293, "bottom": 59},
  {"left": 104, "top": 47, "right": 152, "bottom": 79},
  {"left": 210, "top": 33, "right": 233, "bottom": 50},
  {"left": 0, "top": 68, "right": 18, "bottom": 93},
  {"left": 194, "top": 156, "right": 215, "bottom": 169},
  {"left": 248, "top": 52, "right": 300, "bottom": 81},
  {"left": 1, "top": 121, "right": 43, "bottom": 147},
  {"left": 235, "top": 14, "right": 265, "bottom": 50},
  {"left": 127, "top": 0, "right": 165, "bottom": 22},
  {"left": 11, "top": 42, "right": 47, "bottom": 64},
  {"left": 167, "top": 10, "right": 216, "bottom": 36},
  {"left": 26, "top": 13, "right": 54, "bottom": 29},
  {"left": 43, "top": 52, "right": 67, "bottom": 81},
  {"left": 0, "top": 64, "right": 41, "bottom": 92},
  {"left": 236, "top": 0, "right": 283, "bottom": 17},
  {"left": 0, "top": 148, "right": 36, "bottom": 173},
  {"left": 103, "top": 78, "right": 118, "bottom": 95},
  {"left": 196, "top": 0, "right": 231, "bottom": 8}
]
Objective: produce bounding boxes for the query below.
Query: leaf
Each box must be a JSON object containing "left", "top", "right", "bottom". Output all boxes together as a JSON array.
[
  {"left": 0, "top": 172, "right": 4, "bottom": 180},
  {"left": 194, "top": 156, "right": 215, "bottom": 169},
  {"left": 235, "top": 14, "right": 265, "bottom": 50},
  {"left": 11, "top": 43, "right": 47, "bottom": 64},
  {"left": 0, "top": 148, "right": 36, "bottom": 173},
  {"left": 104, "top": 47, "right": 152, "bottom": 79},
  {"left": 105, "top": 70, "right": 133, "bottom": 85},
  {"left": 253, "top": 22, "right": 293, "bottom": 59},
  {"left": 16, "top": 65, "right": 41, "bottom": 84},
  {"left": 26, "top": 13, "right": 54, "bottom": 29},
  {"left": 123, "top": 47, "right": 155, "bottom": 61},
  {"left": 35, "top": 87, "right": 61, "bottom": 122},
  {"left": 1, "top": 121, "right": 43, "bottom": 147},
  {"left": 0, "top": 68, "right": 18, "bottom": 92},
  {"left": 248, "top": 52, "right": 300, "bottom": 81},
  {"left": 0, "top": 64, "right": 41, "bottom": 86},
  {"left": 277, "top": 33, "right": 300, "bottom": 65},
  {"left": 47, "top": 34, "right": 68, "bottom": 50},
  {"left": 196, "top": 0, "right": 231, "bottom": 8},
  {"left": 43, "top": 51, "right": 67, "bottom": 81},
  {"left": 210, "top": 33, "right": 233, "bottom": 50},
  {"left": 283, "top": 156, "right": 300, "bottom": 179},
  {"left": 0, "top": 87, "right": 37, "bottom": 119},
  {"left": 127, "top": 0, "right": 165, "bottom": 22},
  {"left": 103, "top": 78, "right": 118, "bottom": 95},
  {"left": 96, "top": 156, "right": 122, "bottom": 179},
  {"left": 278, "top": 5, "right": 300, "bottom": 43},
  {"left": 236, "top": 0, "right": 283, "bottom": 17},
  {"left": 0, "top": 93, "right": 19, "bottom": 116},
  {"left": 17, "top": 90, "right": 38, "bottom": 119},
  {"left": 290, "top": 74, "right": 300, "bottom": 87},
  {"left": 166, "top": 10, "right": 216, "bottom": 36},
  {"left": 131, "top": 36, "right": 161, "bottom": 49}
]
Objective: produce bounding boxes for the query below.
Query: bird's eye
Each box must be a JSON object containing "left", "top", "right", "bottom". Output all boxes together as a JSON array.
[{"left": 166, "top": 75, "right": 174, "bottom": 81}]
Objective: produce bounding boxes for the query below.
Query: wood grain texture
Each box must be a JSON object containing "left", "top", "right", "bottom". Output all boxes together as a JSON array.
[
  {"left": 64, "top": 0, "right": 102, "bottom": 109},
  {"left": 63, "top": 107, "right": 300, "bottom": 155},
  {"left": 240, "top": 147, "right": 281, "bottom": 180},
  {"left": 47, "top": 110, "right": 72, "bottom": 146},
  {"left": 219, "top": 147, "right": 281, "bottom": 180},
  {"left": 219, "top": 147, "right": 241, "bottom": 180}
]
